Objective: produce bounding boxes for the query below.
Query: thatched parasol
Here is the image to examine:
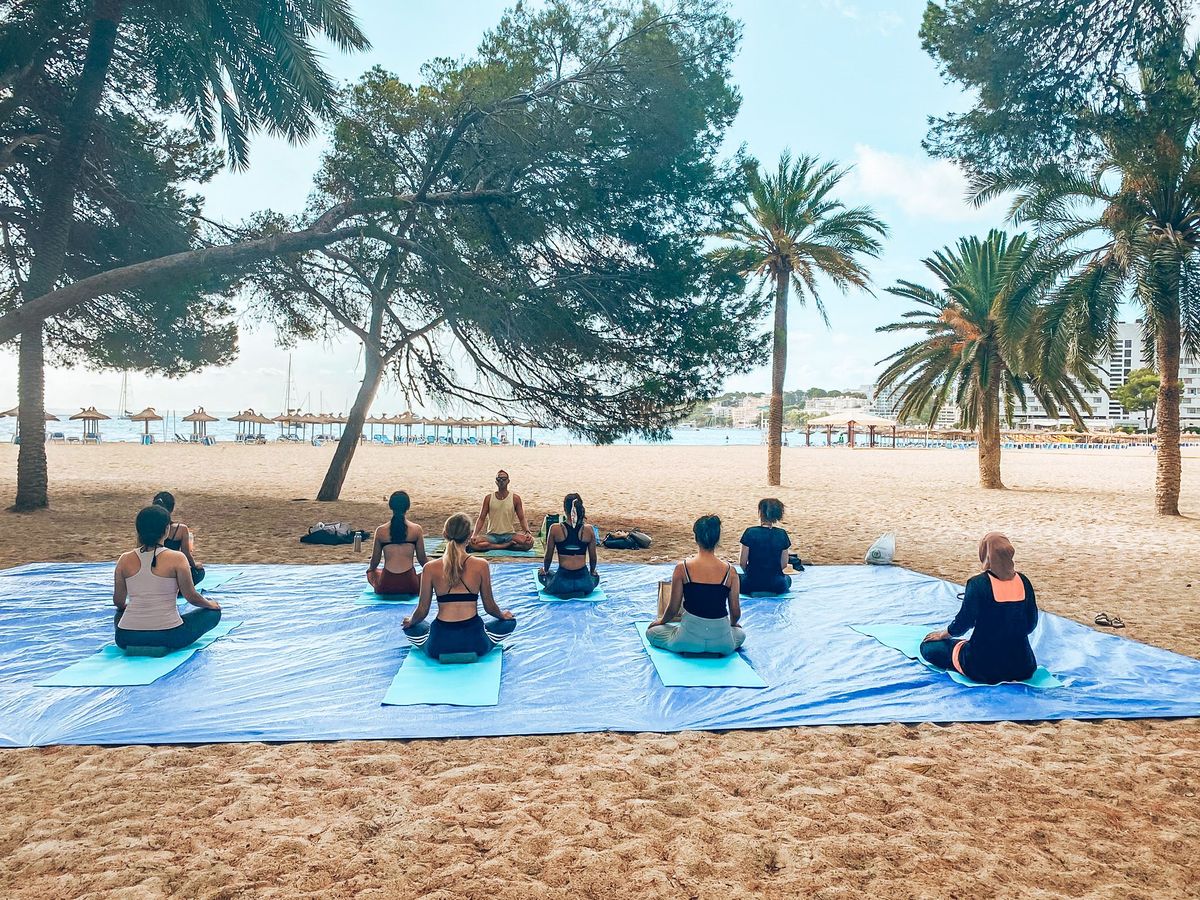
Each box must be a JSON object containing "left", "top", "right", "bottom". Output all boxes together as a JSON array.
[
  {"left": 69, "top": 406, "right": 111, "bottom": 439},
  {"left": 3, "top": 406, "right": 59, "bottom": 441},
  {"left": 805, "top": 410, "right": 898, "bottom": 448},
  {"left": 182, "top": 407, "right": 218, "bottom": 437},
  {"left": 128, "top": 406, "right": 164, "bottom": 436}
]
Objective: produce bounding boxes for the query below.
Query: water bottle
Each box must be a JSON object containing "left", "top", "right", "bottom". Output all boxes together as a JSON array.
[{"left": 353, "top": 532, "right": 362, "bottom": 553}]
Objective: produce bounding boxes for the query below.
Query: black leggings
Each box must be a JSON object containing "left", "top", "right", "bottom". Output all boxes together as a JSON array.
[
  {"left": 920, "top": 638, "right": 960, "bottom": 670},
  {"left": 115, "top": 607, "right": 221, "bottom": 651},
  {"left": 404, "top": 615, "right": 516, "bottom": 658},
  {"left": 539, "top": 566, "right": 599, "bottom": 598},
  {"left": 740, "top": 572, "right": 792, "bottom": 595}
]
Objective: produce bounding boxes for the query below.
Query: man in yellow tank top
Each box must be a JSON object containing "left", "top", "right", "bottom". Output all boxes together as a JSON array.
[{"left": 469, "top": 470, "right": 535, "bottom": 551}]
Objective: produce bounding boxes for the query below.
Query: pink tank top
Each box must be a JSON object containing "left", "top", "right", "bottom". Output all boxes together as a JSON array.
[{"left": 119, "top": 549, "right": 184, "bottom": 631}]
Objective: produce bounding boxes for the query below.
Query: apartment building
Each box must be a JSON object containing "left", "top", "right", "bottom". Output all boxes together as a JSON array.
[{"left": 1013, "top": 321, "right": 1200, "bottom": 429}]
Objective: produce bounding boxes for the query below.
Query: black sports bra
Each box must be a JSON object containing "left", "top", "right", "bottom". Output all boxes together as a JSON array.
[
  {"left": 436, "top": 590, "right": 479, "bottom": 604},
  {"left": 555, "top": 521, "right": 588, "bottom": 556},
  {"left": 163, "top": 523, "right": 184, "bottom": 552},
  {"left": 380, "top": 525, "right": 418, "bottom": 548}
]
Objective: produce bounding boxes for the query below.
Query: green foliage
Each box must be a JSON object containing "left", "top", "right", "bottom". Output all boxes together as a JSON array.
[
  {"left": 0, "top": 47, "right": 237, "bottom": 373},
  {"left": 260, "top": 0, "right": 761, "bottom": 442},
  {"left": 710, "top": 151, "right": 888, "bottom": 323},
  {"left": 875, "top": 230, "right": 1098, "bottom": 429},
  {"left": 970, "top": 33, "right": 1200, "bottom": 368},
  {"left": 0, "top": 0, "right": 370, "bottom": 374},
  {"left": 1114, "top": 368, "right": 1160, "bottom": 426},
  {"left": 921, "top": 0, "right": 1187, "bottom": 171}
]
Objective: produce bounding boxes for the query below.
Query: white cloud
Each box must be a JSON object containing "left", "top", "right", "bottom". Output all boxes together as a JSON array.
[
  {"left": 843, "top": 144, "right": 1010, "bottom": 224},
  {"left": 818, "top": 0, "right": 904, "bottom": 35}
]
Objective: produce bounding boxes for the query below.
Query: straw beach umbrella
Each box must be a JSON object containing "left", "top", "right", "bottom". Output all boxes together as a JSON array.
[
  {"left": 182, "top": 407, "right": 218, "bottom": 438},
  {"left": 128, "top": 407, "right": 164, "bottom": 437},
  {"left": 805, "top": 410, "right": 898, "bottom": 448},
  {"left": 69, "top": 406, "right": 111, "bottom": 441},
  {"left": 229, "top": 409, "right": 272, "bottom": 438},
  {"left": 3, "top": 406, "right": 59, "bottom": 441},
  {"left": 391, "top": 411, "right": 420, "bottom": 443}
]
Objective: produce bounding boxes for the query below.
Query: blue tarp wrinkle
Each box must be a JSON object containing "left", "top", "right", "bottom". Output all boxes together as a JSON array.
[{"left": 1, "top": 562, "right": 1199, "bottom": 746}]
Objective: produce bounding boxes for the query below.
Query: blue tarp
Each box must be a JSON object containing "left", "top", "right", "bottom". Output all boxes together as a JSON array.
[{"left": 1, "top": 561, "right": 1199, "bottom": 747}]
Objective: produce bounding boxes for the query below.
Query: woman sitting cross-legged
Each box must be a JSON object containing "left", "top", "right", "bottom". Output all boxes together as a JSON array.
[
  {"left": 402, "top": 513, "right": 516, "bottom": 659},
  {"left": 152, "top": 490, "right": 205, "bottom": 586},
  {"left": 920, "top": 532, "right": 1039, "bottom": 684},
  {"left": 113, "top": 505, "right": 221, "bottom": 654},
  {"left": 538, "top": 492, "right": 600, "bottom": 598},
  {"left": 739, "top": 497, "right": 793, "bottom": 595},
  {"left": 646, "top": 514, "right": 744, "bottom": 656},
  {"left": 367, "top": 490, "right": 427, "bottom": 596}
]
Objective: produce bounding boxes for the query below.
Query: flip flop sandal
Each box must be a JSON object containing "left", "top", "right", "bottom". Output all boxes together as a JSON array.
[
  {"left": 1094, "top": 612, "right": 1113, "bottom": 627},
  {"left": 1110, "top": 615, "right": 1126, "bottom": 628}
]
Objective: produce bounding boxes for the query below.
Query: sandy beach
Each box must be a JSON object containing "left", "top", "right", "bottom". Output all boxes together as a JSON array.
[{"left": 1, "top": 442, "right": 1199, "bottom": 898}]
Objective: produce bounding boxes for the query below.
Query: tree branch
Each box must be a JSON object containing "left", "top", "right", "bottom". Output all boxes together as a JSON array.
[{"left": 0, "top": 189, "right": 510, "bottom": 343}]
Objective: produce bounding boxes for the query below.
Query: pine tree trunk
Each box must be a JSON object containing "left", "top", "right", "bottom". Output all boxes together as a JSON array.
[
  {"left": 317, "top": 352, "right": 384, "bottom": 501},
  {"left": 1154, "top": 316, "right": 1182, "bottom": 516},
  {"left": 766, "top": 269, "right": 788, "bottom": 486},
  {"left": 978, "top": 382, "right": 1004, "bottom": 489},
  {"left": 14, "top": 324, "right": 47, "bottom": 510},
  {"left": 11, "top": 0, "right": 123, "bottom": 511}
]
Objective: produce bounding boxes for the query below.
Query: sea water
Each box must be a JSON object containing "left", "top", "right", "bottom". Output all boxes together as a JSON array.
[{"left": 0, "top": 410, "right": 883, "bottom": 447}]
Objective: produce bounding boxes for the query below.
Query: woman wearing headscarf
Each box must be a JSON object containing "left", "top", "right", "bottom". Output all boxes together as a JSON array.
[{"left": 920, "top": 532, "right": 1039, "bottom": 684}]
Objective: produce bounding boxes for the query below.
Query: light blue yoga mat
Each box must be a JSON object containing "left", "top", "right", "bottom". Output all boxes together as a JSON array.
[
  {"left": 423, "top": 538, "right": 445, "bottom": 555},
  {"left": 35, "top": 620, "right": 242, "bottom": 687},
  {"left": 531, "top": 570, "right": 607, "bottom": 603},
  {"left": 355, "top": 588, "right": 417, "bottom": 607},
  {"left": 634, "top": 621, "right": 766, "bottom": 688},
  {"left": 198, "top": 570, "right": 240, "bottom": 594},
  {"left": 470, "top": 545, "right": 542, "bottom": 558},
  {"left": 381, "top": 647, "right": 503, "bottom": 706},
  {"left": 851, "top": 624, "right": 1063, "bottom": 689}
]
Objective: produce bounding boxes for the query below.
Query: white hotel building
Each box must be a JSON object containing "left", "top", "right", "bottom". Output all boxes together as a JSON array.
[
  {"left": 870, "top": 321, "right": 1200, "bottom": 430},
  {"left": 1013, "top": 321, "right": 1200, "bottom": 429}
]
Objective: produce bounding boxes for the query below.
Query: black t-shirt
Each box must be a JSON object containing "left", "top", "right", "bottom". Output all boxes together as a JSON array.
[
  {"left": 740, "top": 525, "right": 790, "bottom": 580},
  {"left": 949, "top": 572, "right": 1039, "bottom": 683}
]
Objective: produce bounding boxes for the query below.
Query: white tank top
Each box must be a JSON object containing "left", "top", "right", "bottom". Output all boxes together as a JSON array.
[
  {"left": 120, "top": 549, "right": 184, "bottom": 631},
  {"left": 487, "top": 491, "right": 519, "bottom": 534}
]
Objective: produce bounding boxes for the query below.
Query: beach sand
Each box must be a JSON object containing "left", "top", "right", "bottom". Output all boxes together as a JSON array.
[{"left": 1, "top": 442, "right": 1198, "bottom": 898}]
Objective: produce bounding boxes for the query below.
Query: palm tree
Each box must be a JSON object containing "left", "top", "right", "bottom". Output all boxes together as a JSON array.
[
  {"left": 6, "top": 0, "right": 368, "bottom": 510},
  {"left": 971, "top": 30, "right": 1200, "bottom": 515},
  {"left": 711, "top": 152, "right": 886, "bottom": 485},
  {"left": 876, "top": 230, "right": 1098, "bottom": 489}
]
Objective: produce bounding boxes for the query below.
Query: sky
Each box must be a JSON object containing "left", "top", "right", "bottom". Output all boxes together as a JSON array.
[{"left": 0, "top": 0, "right": 1012, "bottom": 416}]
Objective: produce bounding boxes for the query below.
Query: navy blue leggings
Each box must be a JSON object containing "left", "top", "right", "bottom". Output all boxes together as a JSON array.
[
  {"left": 539, "top": 566, "right": 599, "bottom": 598},
  {"left": 115, "top": 607, "right": 221, "bottom": 651}
]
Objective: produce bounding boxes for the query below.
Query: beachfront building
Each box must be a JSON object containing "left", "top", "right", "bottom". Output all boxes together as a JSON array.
[
  {"left": 705, "top": 402, "right": 733, "bottom": 423},
  {"left": 870, "top": 382, "right": 961, "bottom": 428},
  {"left": 805, "top": 395, "right": 870, "bottom": 415},
  {"left": 1011, "top": 321, "right": 1200, "bottom": 430},
  {"left": 730, "top": 396, "right": 769, "bottom": 428}
]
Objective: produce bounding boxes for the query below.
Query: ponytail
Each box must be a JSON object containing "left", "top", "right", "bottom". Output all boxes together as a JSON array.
[
  {"left": 152, "top": 490, "right": 176, "bottom": 516},
  {"left": 388, "top": 490, "right": 410, "bottom": 541},
  {"left": 563, "top": 492, "right": 585, "bottom": 528},
  {"left": 442, "top": 513, "right": 472, "bottom": 587}
]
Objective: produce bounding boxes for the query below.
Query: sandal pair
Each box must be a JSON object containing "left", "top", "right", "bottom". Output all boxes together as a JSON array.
[{"left": 1094, "top": 612, "right": 1126, "bottom": 629}]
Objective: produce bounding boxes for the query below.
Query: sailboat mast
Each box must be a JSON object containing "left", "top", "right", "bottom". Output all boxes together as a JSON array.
[{"left": 284, "top": 354, "right": 292, "bottom": 412}]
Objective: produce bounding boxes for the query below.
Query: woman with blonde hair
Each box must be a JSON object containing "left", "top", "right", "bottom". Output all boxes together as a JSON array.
[
  {"left": 920, "top": 532, "right": 1039, "bottom": 684},
  {"left": 403, "top": 513, "right": 515, "bottom": 658}
]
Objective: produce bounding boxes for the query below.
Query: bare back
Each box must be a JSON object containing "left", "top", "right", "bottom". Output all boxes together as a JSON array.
[{"left": 423, "top": 555, "right": 489, "bottom": 622}]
